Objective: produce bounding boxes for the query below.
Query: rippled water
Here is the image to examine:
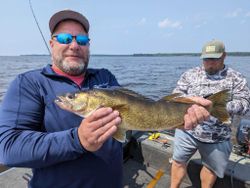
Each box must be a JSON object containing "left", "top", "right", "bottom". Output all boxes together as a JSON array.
[{"left": 0, "top": 55, "right": 250, "bottom": 102}]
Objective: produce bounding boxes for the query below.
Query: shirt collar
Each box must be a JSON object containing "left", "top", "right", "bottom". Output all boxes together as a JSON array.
[
  {"left": 202, "top": 65, "right": 228, "bottom": 80},
  {"left": 42, "top": 64, "right": 98, "bottom": 78}
]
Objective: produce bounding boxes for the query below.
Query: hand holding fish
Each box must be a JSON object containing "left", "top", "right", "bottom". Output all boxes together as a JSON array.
[
  {"left": 77, "top": 107, "right": 121, "bottom": 151},
  {"left": 184, "top": 97, "right": 211, "bottom": 129}
]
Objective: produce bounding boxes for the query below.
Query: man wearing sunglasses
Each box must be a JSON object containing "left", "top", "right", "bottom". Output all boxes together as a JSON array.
[
  {"left": 170, "top": 40, "right": 250, "bottom": 188},
  {"left": 0, "top": 9, "right": 212, "bottom": 188}
]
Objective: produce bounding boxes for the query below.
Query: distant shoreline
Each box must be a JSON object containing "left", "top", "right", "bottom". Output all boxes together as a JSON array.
[
  {"left": 132, "top": 52, "right": 250, "bottom": 57},
  {"left": 10, "top": 52, "right": 250, "bottom": 57}
]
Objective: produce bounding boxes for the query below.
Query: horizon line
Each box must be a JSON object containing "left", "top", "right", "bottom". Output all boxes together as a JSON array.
[{"left": 1, "top": 51, "right": 250, "bottom": 57}]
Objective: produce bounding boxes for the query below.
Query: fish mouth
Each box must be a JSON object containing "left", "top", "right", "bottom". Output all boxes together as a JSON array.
[{"left": 55, "top": 96, "right": 73, "bottom": 110}]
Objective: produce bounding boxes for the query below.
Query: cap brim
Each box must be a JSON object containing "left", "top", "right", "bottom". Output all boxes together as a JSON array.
[{"left": 200, "top": 53, "right": 223, "bottom": 59}]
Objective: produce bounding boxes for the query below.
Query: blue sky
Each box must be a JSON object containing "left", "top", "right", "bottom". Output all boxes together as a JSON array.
[{"left": 1, "top": 0, "right": 250, "bottom": 55}]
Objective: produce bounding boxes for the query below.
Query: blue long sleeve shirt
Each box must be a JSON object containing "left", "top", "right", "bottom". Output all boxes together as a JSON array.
[{"left": 0, "top": 64, "right": 123, "bottom": 188}]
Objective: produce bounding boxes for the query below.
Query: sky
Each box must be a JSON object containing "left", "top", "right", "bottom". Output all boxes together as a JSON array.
[{"left": 1, "top": 0, "right": 250, "bottom": 55}]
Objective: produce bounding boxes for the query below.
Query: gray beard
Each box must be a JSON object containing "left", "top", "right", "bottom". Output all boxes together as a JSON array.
[{"left": 54, "top": 58, "right": 88, "bottom": 76}]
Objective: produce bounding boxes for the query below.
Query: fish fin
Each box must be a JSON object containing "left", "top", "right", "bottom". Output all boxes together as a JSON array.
[
  {"left": 116, "top": 88, "right": 144, "bottom": 97},
  {"left": 113, "top": 128, "right": 127, "bottom": 143},
  {"left": 170, "top": 97, "right": 196, "bottom": 104},
  {"left": 158, "top": 93, "right": 182, "bottom": 101},
  {"left": 74, "top": 112, "right": 85, "bottom": 118},
  {"left": 82, "top": 106, "right": 102, "bottom": 117},
  {"left": 167, "top": 122, "right": 184, "bottom": 129},
  {"left": 83, "top": 110, "right": 95, "bottom": 117},
  {"left": 112, "top": 104, "right": 128, "bottom": 111},
  {"left": 207, "top": 89, "right": 231, "bottom": 123},
  {"left": 173, "top": 123, "right": 185, "bottom": 129},
  {"left": 116, "top": 88, "right": 154, "bottom": 101}
]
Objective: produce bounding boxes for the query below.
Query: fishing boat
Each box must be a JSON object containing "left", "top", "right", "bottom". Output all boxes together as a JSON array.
[{"left": 1, "top": 115, "right": 250, "bottom": 188}]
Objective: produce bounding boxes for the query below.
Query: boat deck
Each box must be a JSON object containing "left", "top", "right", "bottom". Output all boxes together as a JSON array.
[{"left": 0, "top": 132, "right": 250, "bottom": 188}]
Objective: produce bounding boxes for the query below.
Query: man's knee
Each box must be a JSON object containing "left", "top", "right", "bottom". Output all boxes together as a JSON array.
[
  {"left": 200, "top": 166, "right": 217, "bottom": 187},
  {"left": 172, "top": 160, "right": 187, "bottom": 168},
  {"left": 200, "top": 166, "right": 216, "bottom": 178}
]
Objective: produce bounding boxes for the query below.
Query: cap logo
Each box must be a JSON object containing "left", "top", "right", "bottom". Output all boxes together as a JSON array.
[{"left": 205, "top": 45, "right": 216, "bottom": 52}]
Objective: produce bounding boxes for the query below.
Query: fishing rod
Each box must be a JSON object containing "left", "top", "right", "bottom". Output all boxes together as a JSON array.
[{"left": 28, "top": 0, "right": 51, "bottom": 56}]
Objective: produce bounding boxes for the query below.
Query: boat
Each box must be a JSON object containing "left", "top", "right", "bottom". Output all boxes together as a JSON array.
[{"left": 0, "top": 115, "right": 250, "bottom": 188}]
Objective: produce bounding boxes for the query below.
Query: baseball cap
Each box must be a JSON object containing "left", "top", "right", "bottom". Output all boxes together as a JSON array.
[
  {"left": 49, "top": 9, "right": 90, "bottom": 33},
  {"left": 200, "top": 40, "right": 225, "bottom": 59}
]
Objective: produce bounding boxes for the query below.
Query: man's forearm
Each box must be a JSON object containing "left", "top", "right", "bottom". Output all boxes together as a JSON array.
[{"left": 0, "top": 128, "right": 85, "bottom": 168}]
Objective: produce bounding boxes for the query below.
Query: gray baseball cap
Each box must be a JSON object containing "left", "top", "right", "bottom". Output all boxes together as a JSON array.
[
  {"left": 200, "top": 40, "right": 225, "bottom": 59},
  {"left": 49, "top": 9, "right": 90, "bottom": 33}
]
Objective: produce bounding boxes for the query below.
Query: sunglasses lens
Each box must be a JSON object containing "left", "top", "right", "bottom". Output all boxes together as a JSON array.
[
  {"left": 54, "top": 33, "right": 90, "bottom": 46},
  {"left": 203, "top": 58, "right": 220, "bottom": 62},
  {"left": 76, "top": 35, "right": 90, "bottom": 46},
  {"left": 56, "top": 33, "right": 73, "bottom": 44}
]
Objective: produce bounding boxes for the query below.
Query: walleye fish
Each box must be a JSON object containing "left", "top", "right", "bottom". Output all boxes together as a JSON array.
[{"left": 55, "top": 88, "right": 230, "bottom": 143}]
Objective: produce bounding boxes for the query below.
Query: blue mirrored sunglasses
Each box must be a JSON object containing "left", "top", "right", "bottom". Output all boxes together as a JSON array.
[
  {"left": 52, "top": 33, "right": 90, "bottom": 46},
  {"left": 203, "top": 58, "right": 221, "bottom": 62}
]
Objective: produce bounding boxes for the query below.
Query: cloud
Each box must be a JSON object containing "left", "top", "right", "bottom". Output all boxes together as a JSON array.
[
  {"left": 158, "top": 18, "right": 182, "bottom": 29},
  {"left": 138, "top": 18, "right": 146, "bottom": 25},
  {"left": 226, "top": 8, "right": 242, "bottom": 18},
  {"left": 246, "top": 12, "right": 250, "bottom": 17}
]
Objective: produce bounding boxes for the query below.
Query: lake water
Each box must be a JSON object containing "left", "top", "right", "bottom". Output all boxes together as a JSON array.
[
  {"left": 0, "top": 55, "right": 250, "bottom": 102},
  {"left": 0, "top": 55, "right": 249, "bottom": 175}
]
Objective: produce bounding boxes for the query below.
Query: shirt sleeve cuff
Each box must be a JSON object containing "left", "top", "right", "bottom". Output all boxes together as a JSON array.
[{"left": 72, "top": 128, "right": 89, "bottom": 153}]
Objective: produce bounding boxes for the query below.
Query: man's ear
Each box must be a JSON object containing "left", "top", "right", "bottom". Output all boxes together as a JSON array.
[
  {"left": 49, "top": 39, "right": 54, "bottom": 48},
  {"left": 222, "top": 52, "right": 226, "bottom": 59}
]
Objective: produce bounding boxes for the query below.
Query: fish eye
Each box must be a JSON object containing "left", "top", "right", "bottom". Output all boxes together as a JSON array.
[{"left": 66, "top": 93, "right": 75, "bottom": 99}]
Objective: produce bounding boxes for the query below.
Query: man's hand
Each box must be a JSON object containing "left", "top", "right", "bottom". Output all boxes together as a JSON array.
[
  {"left": 184, "top": 97, "right": 212, "bottom": 129},
  {"left": 77, "top": 107, "right": 121, "bottom": 152}
]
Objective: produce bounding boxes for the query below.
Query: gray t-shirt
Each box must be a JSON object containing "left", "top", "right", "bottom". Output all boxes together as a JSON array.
[{"left": 173, "top": 65, "right": 250, "bottom": 143}]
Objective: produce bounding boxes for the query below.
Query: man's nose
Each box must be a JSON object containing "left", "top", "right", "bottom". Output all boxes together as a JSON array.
[{"left": 69, "top": 39, "right": 80, "bottom": 50}]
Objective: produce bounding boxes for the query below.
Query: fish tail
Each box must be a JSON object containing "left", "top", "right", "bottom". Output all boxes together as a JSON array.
[{"left": 207, "top": 89, "right": 231, "bottom": 123}]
